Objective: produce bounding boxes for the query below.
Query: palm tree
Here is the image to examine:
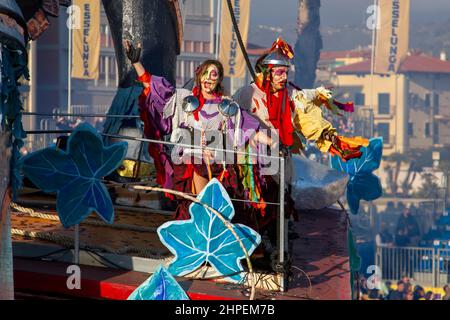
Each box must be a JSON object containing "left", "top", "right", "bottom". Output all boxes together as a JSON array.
[
  {"left": 384, "top": 152, "right": 407, "bottom": 196},
  {"left": 383, "top": 151, "right": 422, "bottom": 197}
]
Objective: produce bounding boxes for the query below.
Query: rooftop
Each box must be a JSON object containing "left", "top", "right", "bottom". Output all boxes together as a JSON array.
[
  {"left": 320, "top": 50, "right": 371, "bottom": 61},
  {"left": 334, "top": 52, "right": 450, "bottom": 74},
  {"left": 247, "top": 47, "right": 372, "bottom": 62},
  {"left": 247, "top": 42, "right": 268, "bottom": 57}
]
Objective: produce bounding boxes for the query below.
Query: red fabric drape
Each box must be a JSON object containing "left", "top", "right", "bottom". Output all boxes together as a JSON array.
[
  {"left": 191, "top": 86, "right": 205, "bottom": 122},
  {"left": 260, "top": 81, "right": 294, "bottom": 146}
]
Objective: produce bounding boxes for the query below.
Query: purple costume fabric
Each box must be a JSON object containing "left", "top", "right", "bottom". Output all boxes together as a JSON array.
[
  {"left": 139, "top": 75, "right": 175, "bottom": 189},
  {"left": 143, "top": 75, "right": 175, "bottom": 135},
  {"left": 139, "top": 75, "right": 261, "bottom": 191}
]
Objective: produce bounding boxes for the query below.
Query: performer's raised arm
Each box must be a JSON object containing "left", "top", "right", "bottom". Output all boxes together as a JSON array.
[
  {"left": 124, "top": 40, "right": 175, "bottom": 103},
  {"left": 125, "top": 40, "right": 147, "bottom": 85},
  {"left": 124, "top": 40, "right": 176, "bottom": 190}
]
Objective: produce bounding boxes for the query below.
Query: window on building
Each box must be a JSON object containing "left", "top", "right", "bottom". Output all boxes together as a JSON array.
[
  {"left": 194, "top": 41, "right": 202, "bottom": 53},
  {"left": 109, "top": 57, "right": 116, "bottom": 76},
  {"left": 203, "top": 42, "right": 211, "bottom": 54},
  {"left": 424, "top": 122, "right": 431, "bottom": 137},
  {"left": 377, "top": 123, "right": 390, "bottom": 144},
  {"left": 354, "top": 92, "right": 365, "bottom": 106},
  {"left": 184, "top": 41, "right": 193, "bottom": 53},
  {"left": 99, "top": 56, "right": 105, "bottom": 75},
  {"left": 424, "top": 93, "right": 431, "bottom": 108},
  {"left": 433, "top": 93, "right": 440, "bottom": 115},
  {"left": 409, "top": 93, "right": 419, "bottom": 107},
  {"left": 378, "top": 93, "right": 390, "bottom": 114},
  {"left": 407, "top": 122, "right": 414, "bottom": 136},
  {"left": 433, "top": 123, "right": 440, "bottom": 144},
  {"left": 184, "top": 60, "right": 191, "bottom": 81},
  {"left": 188, "top": 0, "right": 210, "bottom": 16}
]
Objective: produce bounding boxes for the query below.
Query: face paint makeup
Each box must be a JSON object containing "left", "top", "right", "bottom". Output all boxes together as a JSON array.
[
  {"left": 201, "top": 64, "right": 219, "bottom": 95},
  {"left": 273, "top": 69, "right": 288, "bottom": 77},
  {"left": 271, "top": 66, "right": 289, "bottom": 92}
]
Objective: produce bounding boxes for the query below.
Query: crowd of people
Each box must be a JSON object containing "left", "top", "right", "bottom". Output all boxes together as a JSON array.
[
  {"left": 376, "top": 207, "right": 421, "bottom": 247},
  {"left": 360, "top": 276, "right": 450, "bottom": 300},
  {"left": 334, "top": 117, "right": 355, "bottom": 136}
]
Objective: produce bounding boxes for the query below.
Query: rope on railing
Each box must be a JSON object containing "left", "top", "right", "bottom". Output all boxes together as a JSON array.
[
  {"left": 10, "top": 228, "right": 169, "bottom": 259},
  {"left": 10, "top": 202, "right": 159, "bottom": 233}
]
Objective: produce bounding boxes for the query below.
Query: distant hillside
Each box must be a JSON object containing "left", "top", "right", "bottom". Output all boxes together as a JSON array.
[{"left": 248, "top": 20, "right": 450, "bottom": 56}]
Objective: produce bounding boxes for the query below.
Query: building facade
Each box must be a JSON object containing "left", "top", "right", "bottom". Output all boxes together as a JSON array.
[
  {"left": 23, "top": 1, "right": 215, "bottom": 150},
  {"left": 176, "top": 0, "right": 214, "bottom": 87},
  {"left": 333, "top": 52, "right": 450, "bottom": 156}
]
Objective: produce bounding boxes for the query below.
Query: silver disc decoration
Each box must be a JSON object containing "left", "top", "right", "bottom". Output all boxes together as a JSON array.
[
  {"left": 182, "top": 95, "right": 200, "bottom": 114},
  {"left": 218, "top": 99, "right": 239, "bottom": 118},
  {"left": 290, "top": 155, "right": 349, "bottom": 210}
]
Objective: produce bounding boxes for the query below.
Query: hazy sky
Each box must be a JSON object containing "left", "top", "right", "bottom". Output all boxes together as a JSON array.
[{"left": 250, "top": 0, "right": 450, "bottom": 28}]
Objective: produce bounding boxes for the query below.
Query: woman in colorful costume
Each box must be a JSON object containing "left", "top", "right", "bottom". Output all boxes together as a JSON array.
[
  {"left": 233, "top": 38, "right": 369, "bottom": 240},
  {"left": 125, "top": 41, "right": 269, "bottom": 220}
]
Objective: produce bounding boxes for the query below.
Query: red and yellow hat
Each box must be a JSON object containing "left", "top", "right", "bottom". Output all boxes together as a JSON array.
[{"left": 261, "top": 37, "right": 294, "bottom": 67}]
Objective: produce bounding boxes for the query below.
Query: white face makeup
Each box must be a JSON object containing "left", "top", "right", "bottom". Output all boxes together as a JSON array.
[
  {"left": 270, "top": 66, "right": 289, "bottom": 92},
  {"left": 201, "top": 64, "right": 219, "bottom": 95}
]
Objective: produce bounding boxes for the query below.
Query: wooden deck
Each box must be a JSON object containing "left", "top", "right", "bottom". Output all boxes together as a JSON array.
[{"left": 10, "top": 191, "right": 351, "bottom": 300}]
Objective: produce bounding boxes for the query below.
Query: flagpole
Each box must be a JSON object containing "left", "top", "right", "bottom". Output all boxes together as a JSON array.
[
  {"left": 68, "top": 13, "right": 73, "bottom": 116},
  {"left": 369, "top": 0, "right": 378, "bottom": 234},
  {"left": 370, "top": 0, "right": 378, "bottom": 137},
  {"left": 215, "top": 0, "right": 222, "bottom": 59},
  {"left": 67, "top": 9, "right": 79, "bottom": 264}
]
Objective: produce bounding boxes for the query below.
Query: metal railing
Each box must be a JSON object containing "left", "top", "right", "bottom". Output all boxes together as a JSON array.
[
  {"left": 376, "top": 245, "right": 450, "bottom": 287},
  {"left": 21, "top": 111, "right": 290, "bottom": 291}
]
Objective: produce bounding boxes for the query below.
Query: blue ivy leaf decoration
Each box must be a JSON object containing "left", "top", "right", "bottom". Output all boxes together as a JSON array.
[
  {"left": 158, "top": 178, "right": 261, "bottom": 283},
  {"left": 20, "top": 123, "right": 127, "bottom": 228},
  {"left": 128, "top": 265, "right": 190, "bottom": 300},
  {"left": 331, "top": 137, "right": 383, "bottom": 214}
]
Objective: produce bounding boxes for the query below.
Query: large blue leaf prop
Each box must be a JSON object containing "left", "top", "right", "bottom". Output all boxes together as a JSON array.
[
  {"left": 20, "top": 123, "right": 127, "bottom": 228},
  {"left": 331, "top": 137, "right": 383, "bottom": 215},
  {"left": 128, "top": 265, "right": 189, "bottom": 300},
  {"left": 158, "top": 178, "right": 261, "bottom": 283}
]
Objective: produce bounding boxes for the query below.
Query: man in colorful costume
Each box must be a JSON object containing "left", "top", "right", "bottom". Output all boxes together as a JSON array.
[
  {"left": 125, "top": 41, "right": 269, "bottom": 220},
  {"left": 233, "top": 38, "right": 369, "bottom": 239}
]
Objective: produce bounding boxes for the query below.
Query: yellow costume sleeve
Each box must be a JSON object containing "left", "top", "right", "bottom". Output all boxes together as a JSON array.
[{"left": 292, "top": 90, "right": 336, "bottom": 152}]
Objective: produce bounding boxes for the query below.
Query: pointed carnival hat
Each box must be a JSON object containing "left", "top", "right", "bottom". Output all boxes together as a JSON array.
[{"left": 261, "top": 37, "right": 295, "bottom": 67}]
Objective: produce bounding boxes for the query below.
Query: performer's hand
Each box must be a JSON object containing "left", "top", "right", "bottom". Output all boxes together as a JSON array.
[
  {"left": 253, "top": 131, "right": 272, "bottom": 147},
  {"left": 330, "top": 134, "right": 338, "bottom": 146},
  {"left": 323, "top": 131, "right": 338, "bottom": 146},
  {"left": 316, "top": 86, "right": 333, "bottom": 100},
  {"left": 124, "top": 40, "right": 141, "bottom": 64},
  {"left": 250, "top": 135, "right": 258, "bottom": 150},
  {"left": 203, "top": 149, "right": 214, "bottom": 162},
  {"left": 250, "top": 132, "right": 262, "bottom": 150}
]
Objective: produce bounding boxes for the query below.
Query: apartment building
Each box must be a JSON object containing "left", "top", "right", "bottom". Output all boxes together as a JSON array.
[
  {"left": 176, "top": 0, "right": 214, "bottom": 87},
  {"left": 333, "top": 51, "right": 450, "bottom": 156}
]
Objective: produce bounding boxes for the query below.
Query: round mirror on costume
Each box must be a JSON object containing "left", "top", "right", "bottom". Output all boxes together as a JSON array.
[
  {"left": 182, "top": 95, "right": 200, "bottom": 114},
  {"left": 218, "top": 99, "right": 239, "bottom": 118}
]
